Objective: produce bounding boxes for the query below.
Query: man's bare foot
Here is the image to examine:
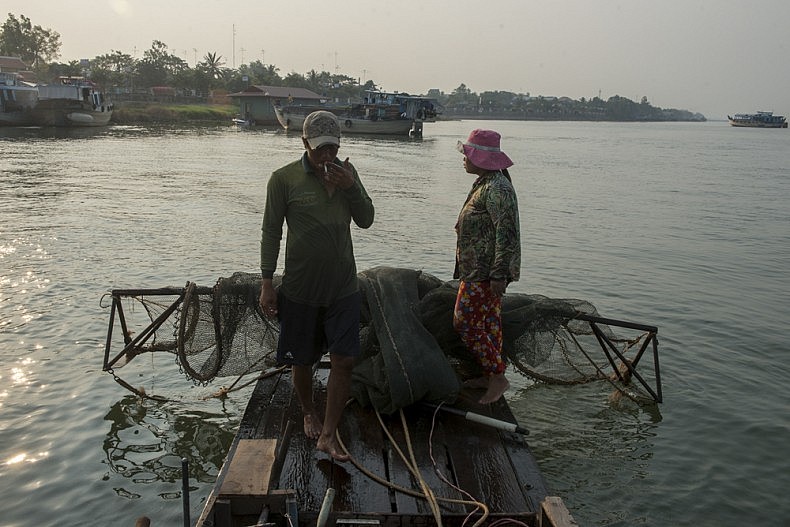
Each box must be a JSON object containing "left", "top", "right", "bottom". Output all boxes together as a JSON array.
[
  {"left": 317, "top": 433, "right": 350, "bottom": 462},
  {"left": 478, "top": 374, "right": 509, "bottom": 405},
  {"left": 463, "top": 376, "right": 489, "bottom": 389},
  {"left": 303, "top": 412, "right": 322, "bottom": 440}
]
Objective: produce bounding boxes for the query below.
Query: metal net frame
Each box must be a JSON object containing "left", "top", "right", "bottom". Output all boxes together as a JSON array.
[{"left": 102, "top": 268, "right": 661, "bottom": 405}]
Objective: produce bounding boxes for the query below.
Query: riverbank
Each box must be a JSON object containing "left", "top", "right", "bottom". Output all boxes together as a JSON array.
[{"left": 111, "top": 102, "right": 237, "bottom": 124}]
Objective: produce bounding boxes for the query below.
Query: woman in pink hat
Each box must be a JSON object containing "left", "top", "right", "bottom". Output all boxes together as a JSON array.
[{"left": 453, "top": 129, "right": 521, "bottom": 404}]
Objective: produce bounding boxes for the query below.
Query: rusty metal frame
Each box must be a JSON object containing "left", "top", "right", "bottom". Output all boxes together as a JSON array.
[
  {"left": 573, "top": 313, "right": 662, "bottom": 403},
  {"left": 102, "top": 285, "right": 212, "bottom": 371}
]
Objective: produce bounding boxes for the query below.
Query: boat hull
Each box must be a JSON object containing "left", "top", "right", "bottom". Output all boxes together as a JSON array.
[
  {"left": 728, "top": 120, "right": 787, "bottom": 128},
  {"left": 0, "top": 110, "right": 36, "bottom": 126},
  {"left": 32, "top": 99, "right": 113, "bottom": 127},
  {"left": 275, "top": 106, "right": 420, "bottom": 136}
]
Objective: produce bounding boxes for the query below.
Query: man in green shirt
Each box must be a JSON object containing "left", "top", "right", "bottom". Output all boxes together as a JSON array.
[{"left": 258, "top": 111, "right": 374, "bottom": 461}]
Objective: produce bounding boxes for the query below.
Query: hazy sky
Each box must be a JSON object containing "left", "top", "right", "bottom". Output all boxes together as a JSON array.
[{"left": 12, "top": 0, "right": 790, "bottom": 119}]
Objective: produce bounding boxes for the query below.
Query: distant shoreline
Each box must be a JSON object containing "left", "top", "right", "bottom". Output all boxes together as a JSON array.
[{"left": 110, "top": 103, "right": 708, "bottom": 125}]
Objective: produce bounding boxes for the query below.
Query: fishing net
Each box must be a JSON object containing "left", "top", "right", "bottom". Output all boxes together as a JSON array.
[{"left": 103, "top": 266, "right": 660, "bottom": 409}]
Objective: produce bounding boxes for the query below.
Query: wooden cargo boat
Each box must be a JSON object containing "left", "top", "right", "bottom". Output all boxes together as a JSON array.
[{"left": 194, "top": 363, "right": 576, "bottom": 527}]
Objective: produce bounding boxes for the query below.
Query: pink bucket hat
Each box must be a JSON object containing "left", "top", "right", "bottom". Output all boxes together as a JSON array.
[{"left": 456, "top": 129, "right": 514, "bottom": 171}]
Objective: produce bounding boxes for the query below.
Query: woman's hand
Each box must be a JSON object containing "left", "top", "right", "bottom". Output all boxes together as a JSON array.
[{"left": 490, "top": 279, "right": 507, "bottom": 297}]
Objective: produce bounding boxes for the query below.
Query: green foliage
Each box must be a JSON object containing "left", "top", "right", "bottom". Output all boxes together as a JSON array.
[
  {"left": 0, "top": 13, "right": 61, "bottom": 67},
  {"left": 112, "top": 103, "right": 236, "bottom": 124}
]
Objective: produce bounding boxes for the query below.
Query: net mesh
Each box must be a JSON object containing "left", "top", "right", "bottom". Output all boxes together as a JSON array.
[{"left": 106, "top": 266, "right": 655, "bottom": 408}]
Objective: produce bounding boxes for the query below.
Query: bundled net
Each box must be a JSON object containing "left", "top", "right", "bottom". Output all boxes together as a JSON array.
[
  {"left": 107, "top": 267, "right": 653, "bottom": 408},
  {"left": 176, "top": 274, "right": 281, "bottom": 381}
]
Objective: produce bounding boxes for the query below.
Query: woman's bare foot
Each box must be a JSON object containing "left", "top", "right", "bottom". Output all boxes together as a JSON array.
[
  {"left": 478, "top": 374, "right": 509, "bottom": 405},
  {"left": 317, "top": 434, "right": 350, "bottom": 462},
  {"left": 303, "top": 412, "right": 323, "bottom": 440}
]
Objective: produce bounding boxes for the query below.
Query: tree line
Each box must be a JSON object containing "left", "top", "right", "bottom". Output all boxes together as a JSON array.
[{"left": 1, "top": 13, "right": 705, "bottom": 121}]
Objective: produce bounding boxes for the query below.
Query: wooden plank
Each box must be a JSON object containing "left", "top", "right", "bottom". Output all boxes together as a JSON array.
[
  {"left": 333, "top": 401, "right": 398, "bottom": 514},
  {"left": 253, "top": 370, "right": 294, "bottom": 439},
  {"left": 275, "top": 369, "right": 333, "bottom": 512},
  {"left": 219, "top": 439, "right": 278, "bottom": 496},
  {"left": 438, "top": 393, "right": 532, "bottom": 514},
  {"left": 386, "top": 406, "right": 467, "bottom": 515},
  {"left": 487, "top": 397, "right": 550, "bottom": 513},
  {"left": 541, "top": 496, "right": 579, "bottom": 527},
  {"left": 194, "top": 372, "right": 287, "bottom": 527}
]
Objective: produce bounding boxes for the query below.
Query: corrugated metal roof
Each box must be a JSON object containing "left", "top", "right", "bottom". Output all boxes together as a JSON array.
[
  {"left": 0, "top": 56, "right": 29, "bottom": 72},
  {"left": 228, "top": 85, "right": 323, "bottom": 100}
]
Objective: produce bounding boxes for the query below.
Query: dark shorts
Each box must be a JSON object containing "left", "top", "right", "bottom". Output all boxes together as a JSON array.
[{"left": 276, "top": 290, "right": 361, "bottom": 366}]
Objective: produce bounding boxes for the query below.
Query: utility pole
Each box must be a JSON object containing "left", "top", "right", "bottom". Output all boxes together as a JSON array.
[
  {"left": 193, "top": 48, "right": 197, "bottom": 66},
  {"left": 232, "top": 24, "right": 236, "bottom": 68},
  {"left": 240, "top": 48, "right": 246, "bottom": 65}
]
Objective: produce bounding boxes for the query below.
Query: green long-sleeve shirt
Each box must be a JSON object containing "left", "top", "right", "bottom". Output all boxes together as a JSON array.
[{"left": 260, "top": 154, "right": 374, "bottom": 306}]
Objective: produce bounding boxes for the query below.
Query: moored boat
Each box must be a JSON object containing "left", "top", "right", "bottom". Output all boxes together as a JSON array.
[
  {"left": 727, "top": 111, "right": 787, "bottom": 128},
  {"left": 0, "top": 72, "right": 38, "bottom": 126},
  {"left": 33, "top": 76, "right": 114, "bottom": 127},
  {"left": 275, "top": 90, "right": 440, "bottom": 137}
]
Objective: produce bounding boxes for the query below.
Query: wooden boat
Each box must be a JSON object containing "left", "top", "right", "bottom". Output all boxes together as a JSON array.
[
  {"left": 0, "top": 72, "right": 38, "bottom": 126},
  {"left": 104, "top": 269, "right": 661, "bottom": 527},
  {"left": 33, "top": 76, "right": 113, "bottom": 127},
  {"left": 727, "top": 111, "right": 787, "bottom": 128},
  {"left": 274, "top": 90, "right": 440, "bottom": 137},
  {"left": 193, "top": 364, "right": 577, "bottom": 527}
]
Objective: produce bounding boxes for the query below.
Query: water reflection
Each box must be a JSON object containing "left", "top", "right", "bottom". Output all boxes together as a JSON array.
[
  {"left": 102, "top": 395, "right": 237, "bottom": 496},
  {"left": 0, "top": 125, "right": 116, "bottom": 141}
]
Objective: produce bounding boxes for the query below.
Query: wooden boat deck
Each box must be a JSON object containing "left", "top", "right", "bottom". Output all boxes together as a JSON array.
[{"left": 195, "top": 364, "right": 577, "bottom": 527}]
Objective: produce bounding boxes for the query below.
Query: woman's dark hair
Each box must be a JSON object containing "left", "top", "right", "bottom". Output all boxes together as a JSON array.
[{"left": 501, "top": 168, "right": 512, "bottom": 183}]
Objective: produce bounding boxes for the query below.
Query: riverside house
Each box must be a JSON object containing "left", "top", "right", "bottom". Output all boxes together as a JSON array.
[{"left": 228, "top": 85, "right": 323, "bottom": 126}]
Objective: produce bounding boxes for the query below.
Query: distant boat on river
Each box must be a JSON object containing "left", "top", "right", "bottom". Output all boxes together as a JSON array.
[
  {"left": 727, "top": 111, "right": 787, "bottom": 128},
  {"left": 274, "top": 90, "right": 440, "bottom": 137},
  {"left": 32, "top": 76, "right": 114, "bottom": 127}
]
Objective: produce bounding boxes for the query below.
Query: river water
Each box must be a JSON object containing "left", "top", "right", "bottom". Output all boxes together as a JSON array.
[{"left": 1, "top": 120, "right": 788, "bottom": 527}]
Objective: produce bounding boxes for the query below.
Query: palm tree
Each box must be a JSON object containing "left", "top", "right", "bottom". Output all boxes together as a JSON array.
[{"left": 202, "top": 52, "right": 225, "bottom": 82}]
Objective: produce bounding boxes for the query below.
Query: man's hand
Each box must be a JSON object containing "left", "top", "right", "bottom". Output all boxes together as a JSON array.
[
  {"left": 259, "top": 279, "right": 278, "bottom": 317},
  {"left": 325, "top": 158, "right": 354, "bottom": 190}
]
